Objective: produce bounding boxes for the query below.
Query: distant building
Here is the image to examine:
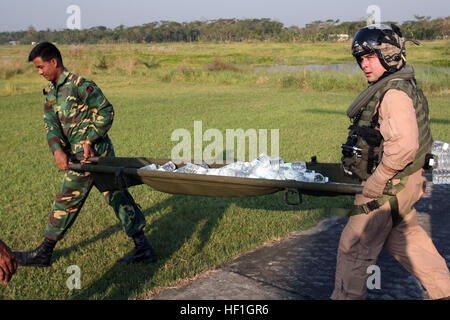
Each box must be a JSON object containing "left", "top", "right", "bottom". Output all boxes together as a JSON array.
[
  {"left": 329, "top": 34, "right": 349, "bottom": 41},
  {"left": 9, "top": 40, "right": 19, "bottom": 45}
]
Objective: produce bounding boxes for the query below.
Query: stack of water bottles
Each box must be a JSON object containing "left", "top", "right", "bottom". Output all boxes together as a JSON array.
[
  {"left": 140, "top": 153, "right": 329, "bottom": 183},
  {"left": 431, "top": 140, "right": 450, "bottom": 184}
]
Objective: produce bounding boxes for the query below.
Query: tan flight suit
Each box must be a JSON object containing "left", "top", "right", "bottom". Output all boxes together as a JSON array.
[{"left": 331, "top": 88, "right": 450, "bottom": 300}]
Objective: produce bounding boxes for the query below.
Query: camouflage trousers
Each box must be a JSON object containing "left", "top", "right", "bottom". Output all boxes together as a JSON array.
[{"left": 44, "top": 140, "right": 146, "bottom": 241}]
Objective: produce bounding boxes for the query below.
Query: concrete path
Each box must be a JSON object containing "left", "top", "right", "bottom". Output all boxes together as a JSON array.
[{"left": 154, "top": 177, "right": 450, "bottom": 300}]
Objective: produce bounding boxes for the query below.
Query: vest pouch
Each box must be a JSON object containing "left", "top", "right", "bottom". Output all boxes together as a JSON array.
[
  {"left": 352, "top": 126, "right": 383, "bottom": 147},
  {"left": 342, "top": 144, "right": 382, "bottom": 180}
]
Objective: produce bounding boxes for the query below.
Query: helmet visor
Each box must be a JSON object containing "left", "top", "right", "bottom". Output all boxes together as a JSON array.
[{"left": 352, "top": 28, "right": 385, "bottom": 57}]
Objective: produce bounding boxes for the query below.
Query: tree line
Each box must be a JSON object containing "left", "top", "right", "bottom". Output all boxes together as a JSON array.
[{"left": 1, "top": 16, "right": 448, "bottom": 45}]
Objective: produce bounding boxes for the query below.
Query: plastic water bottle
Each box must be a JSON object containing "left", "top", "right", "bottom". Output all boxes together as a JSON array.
[
  {"left": 290, "top": 161, "right": 307, "bottom": 171},
  {"left": 431, "top": 140, "right": 450, "bottom": 184},
  {"left": 270, "top": 157, "right": 284, "bottom": 168},
  {"left": 140, "top": 163, "right": 159, "bottom": 171},
  {"left": 175, "top": 163, "right": 207, "bottom": 174},
  {"left": 158, "top": 161, "right": 176, "bottom": 172},
  {"left": 250, "top": 163, "right": 279, "bottom": 179},
  {"left": 205, "top": 168, "right": 221, "bottom": 176},
  {"left": 199, "top": 162, "right": 210, "bottom": 169},
  {"left": 314, "top": 172, "right": 329, "bottom": 183},
  {"left": 432, "top": 169, "right": 443, "bottom": 184},
  {"left": 277, "top": 164, "right": 296, "bottom": 180},
  {"left": 438, "top": 152, "right": 449, "bottom": 170},
  {"left": 252, "top": 153, "right": 271, "bottom": 166},
  {"left": 431, "top": 156, "right": 450, "bottom": 185},
  {"left": 432, "top": 169, "right": 450, "bottom": 184},
  {"left": 431, "top": 140, "right": 449, "bottom": 156}
]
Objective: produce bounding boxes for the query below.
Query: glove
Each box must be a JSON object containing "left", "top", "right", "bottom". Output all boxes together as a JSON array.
[{"left": 362, "top": 163, "right": 397, "bottom": 199}]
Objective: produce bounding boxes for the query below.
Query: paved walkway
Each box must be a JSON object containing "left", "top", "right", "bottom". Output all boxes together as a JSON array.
[{"left": 154, "top": 176, "right": 450, "bottom": 300}]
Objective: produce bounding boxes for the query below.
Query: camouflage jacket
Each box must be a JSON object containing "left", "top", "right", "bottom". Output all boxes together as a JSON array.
[{"left": 43, "top": 69, "right": 114, "bottom": 155}]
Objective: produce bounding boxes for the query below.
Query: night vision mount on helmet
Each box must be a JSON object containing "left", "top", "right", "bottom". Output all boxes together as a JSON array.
[{"left": 351, "top": 24, "right": 419, "bottom": 73}]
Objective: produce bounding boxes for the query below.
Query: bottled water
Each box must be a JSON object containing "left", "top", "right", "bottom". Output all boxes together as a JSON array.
[
  {"left": 432, "top": 169, "right": 450, "bottom": 184},
  {"left": 250, "top": 164, "right": 279, "bottom": 180},
  {"left": 175, "top": 163, "right": 207, "bottom": 174},
  {"left": 252, "top": 153, "right": 271, "bottom": 166},
  {"left": 139, "top": 155, "right": 329, "bottom": 183},
  {"left": 431, "top": 140, "right": 450, "bottom": 184},
  {"left": 438, "top": 152, "right": 449, "bottom": 170},
  {"left": 432, "top": 169, "right": 450, "bottom": 185},
  {"left": 205, "top": 168, "right": 221, "bottom": 176},
  {"left": 140, "top": 163, "right": 159, "bottom": 171},
  {"left": 431, "top": 140, "right": 449, "bottom": 156},
  {"left": 302, "top": 170, "right": 316, "bottom": 182},
  {"left": 313, "top": 172, "right": 328, "bottom": 183},
  {"left": 290, "top": 161, "right": 307, "bottom": 171},
  {"left": 158, "top": 161, "right": 176, "bottom": 172},
  {"left": 199, "top": 162, "right": 210, "bottom": 169},
  {"left": 277, "top": 164, "right": 297, "bottom": 180},
  {"left": 270, "top": 157, "right": 284, "bottom": 168}
]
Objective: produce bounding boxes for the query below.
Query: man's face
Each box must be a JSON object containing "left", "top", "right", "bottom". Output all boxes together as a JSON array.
[
  {"left": 359, "top": 53, "right": 387, "bottom": 82},
  {"left": 32, "top": 56, "right": 59, "bottom": 82}
]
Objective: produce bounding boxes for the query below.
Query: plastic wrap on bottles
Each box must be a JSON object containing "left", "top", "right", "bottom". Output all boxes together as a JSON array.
[
  {"left": 431, "top": 140, "right": 449, "bottom": 156},
  {"left": 269, "top": 157, "right": 284, "bottom": 167},
  {"left": 158, "top": 161, "right": 176, "bottom": 172},
  {"left": 199, "top": 162, "right": 210, "bottom": 169},
  {"left": 431, "top": 140, "right": 450, "bottom": 184},
  {"left": 252, "top": 153, "right": 271, "bottom": 166},
  {"left": 175, "top": 163, "right": 208, "bottom": 174},
  {"left": 290, "top": 161, "right": 307, "bottom": 171},
  {"left": 219, "top": 161, "right": 253, "bottom": 177},
  {"left": 205, "top": 168, "right": 221, "bottom": 176},
  {"left": 139, "top": 153, "right": 329, "bottom": 183},
  {"left": 249, "top": 163, "right": 279, "bottom": 180},
  {"left": 140, "top": 164, "right": 159, "bottom": 171}
]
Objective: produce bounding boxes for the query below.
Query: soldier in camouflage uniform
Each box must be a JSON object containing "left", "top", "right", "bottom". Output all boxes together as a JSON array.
[{"left": 13, "top": 42, "right": 157, "bottom": 266}]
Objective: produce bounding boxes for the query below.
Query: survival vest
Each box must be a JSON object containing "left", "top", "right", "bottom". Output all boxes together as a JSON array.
[{"left": 341, "top": 78, "right": 433, "bottom": 182}]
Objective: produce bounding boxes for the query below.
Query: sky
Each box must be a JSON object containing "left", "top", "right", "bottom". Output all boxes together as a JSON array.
[{"left": 0, "top": 0, "right": 449, "bottom": 32}]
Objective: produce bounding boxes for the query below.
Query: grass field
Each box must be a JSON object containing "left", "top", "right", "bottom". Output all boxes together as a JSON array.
[{"left": 0, "top": 41, "right": 448, "bottom": 299}]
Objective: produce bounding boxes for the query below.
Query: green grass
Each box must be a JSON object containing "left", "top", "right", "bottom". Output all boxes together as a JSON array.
[{"left": 0, "top": 41, "right": 449, "bottom": 300}]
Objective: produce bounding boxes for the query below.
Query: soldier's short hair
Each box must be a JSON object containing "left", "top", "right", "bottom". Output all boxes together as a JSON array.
[{"left": 28, "top": 42, "right": 63, "bottom": 65}]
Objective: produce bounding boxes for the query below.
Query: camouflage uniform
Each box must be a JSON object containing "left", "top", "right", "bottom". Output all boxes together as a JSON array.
[{"left": 43, "top": 69, "right": 146, "bottom": 241}]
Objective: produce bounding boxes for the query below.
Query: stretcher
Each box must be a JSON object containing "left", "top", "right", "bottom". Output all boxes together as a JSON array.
[{"left": 68, "top": 156, "right": 393, "bottom": 206}]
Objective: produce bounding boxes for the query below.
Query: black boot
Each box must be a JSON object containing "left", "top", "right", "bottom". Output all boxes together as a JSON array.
[
  {"left": 13, "top": 238, "right": 57, "bottom": 267},
  {"left": 119, "top": 231, "right": 157, "bottom": 264}
]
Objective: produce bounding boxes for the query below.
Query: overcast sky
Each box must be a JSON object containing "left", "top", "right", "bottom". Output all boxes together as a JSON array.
[{"left": 0, "top": 0, "right": 449, "bottom": 32}]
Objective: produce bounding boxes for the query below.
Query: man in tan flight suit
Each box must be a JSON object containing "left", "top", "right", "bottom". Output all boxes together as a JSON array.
[{"left": 332, "top": 24, "right": 450, "bottom": 300}]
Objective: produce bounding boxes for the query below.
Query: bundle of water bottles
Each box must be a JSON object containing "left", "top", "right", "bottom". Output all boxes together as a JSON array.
[
  {"left": 140, "top": 153, "right": 329, "bottom": 183},
  {"left": 431, "top": 140, "right": 450, "bottom": 184}
]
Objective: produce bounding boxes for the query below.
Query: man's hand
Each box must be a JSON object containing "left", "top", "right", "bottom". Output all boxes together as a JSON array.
[
  {"left": 363, "top": 163, "right": 398, "bottom": 199},
  {"left": 0, "top": 240, "right": 18, "bottom": 285},
  {"left": 81, "top": 142, "right": 95, "bottom": 164},
  {"left": 53, "top": 149, "right": 69, "bottom": 170}
]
